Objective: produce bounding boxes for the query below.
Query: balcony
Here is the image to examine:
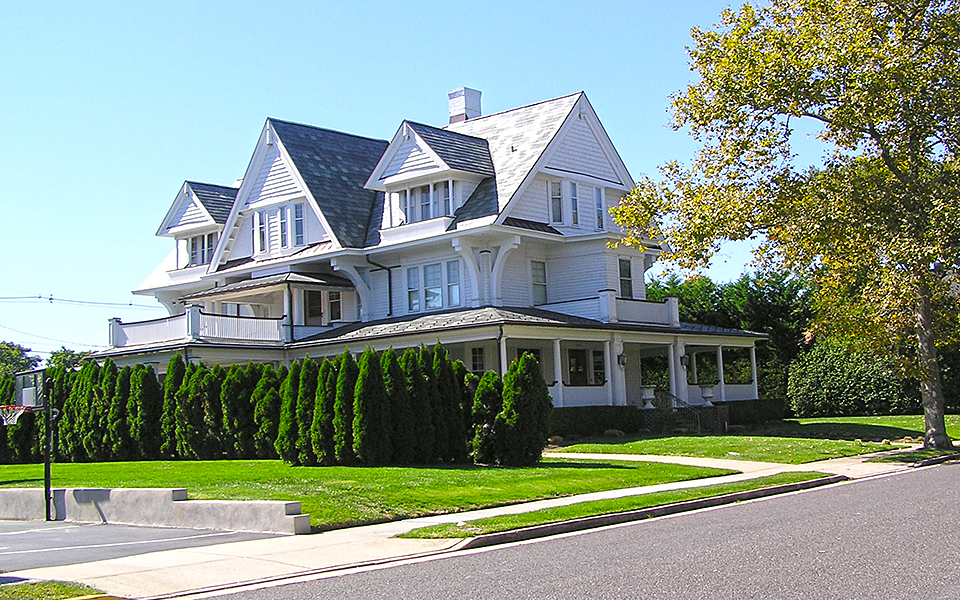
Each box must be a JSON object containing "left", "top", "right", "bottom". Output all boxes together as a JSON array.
[
  {"left": 109, "top": 306, "right": 284, "bottom": 348},
  {"left": 539, "top": 292, "right": 680, "bottom": 326},
  {"left": 379, "top": 217, "right": 454, "bottom": 246}
]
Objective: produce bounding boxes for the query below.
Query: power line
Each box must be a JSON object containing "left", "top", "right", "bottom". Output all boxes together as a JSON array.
[
  {"left": 0, "top": 294, "right": 163, "bottom": 310},
  {"left": 0, "top": 323, "right": 108, "bottom": 348}
]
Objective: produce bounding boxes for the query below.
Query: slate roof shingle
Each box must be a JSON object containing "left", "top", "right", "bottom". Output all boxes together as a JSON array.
[
  {"left": 405, "top": 121, "right": 495, "bottom": 176},
  {"left": 186, "top": 181, "right": 238, "bottom": 224},
  {"left": 269, "top": 119, "right": 388, "bottom": 248}
]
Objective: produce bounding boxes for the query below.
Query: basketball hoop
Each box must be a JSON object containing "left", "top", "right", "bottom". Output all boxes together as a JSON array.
[{"left": 0, "top": 405, "right": 30, "bottom": 426}]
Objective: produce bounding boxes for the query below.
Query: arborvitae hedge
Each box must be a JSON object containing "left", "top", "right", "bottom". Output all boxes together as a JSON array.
[
  {"left": 107, "top": 365, "right": 133, "bottom": 460},
  {"left": 200, "top": 365, "right": 225, "bottom": 459},
  {"left": 471, "top": 370, "right": 503, "bottom": 464},
  {"left": 312, "top": 358, "right": 338, "bottom": 465},
  {"left": 296, "top": 358, "right": 319, "bottom": 466},
  {"left": 352, "top": 347, "right": 389, "bottom": 465},
  {"left": 494, "top": 352, "right": 553, "bottom": 466},
  {"left": 160, "top": 355, "right": 186, "bottom": 459},
  {"left": 334, "top": 350, "right": 359, "bottom": 465},
  {"left": 134, "top": 365, "right": 163, "bottom": 459},
  {"left": 275, "top": 361, "right": 301, "bottom": 465},
  {"left": 382, "top": 348, "right": 413, "bottom": 465},
  {"left": 252, "top": 365, "right": 281, "bottom": 459},
  {"left": 402, "top": 347, "right": 433, "bottom": 464}
]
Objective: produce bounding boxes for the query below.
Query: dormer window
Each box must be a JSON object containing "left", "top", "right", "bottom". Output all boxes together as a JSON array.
[
  {"left": 254, "top": 202, "right": 307, "bottom": 255},
  {"left": 420, "top": 186, "right": 432, "bottom": 220},
  {"left": 392, "top": 180, "right": 460, "bottom": 226},
  {"left": 188, "top": 232, "right": 217, "bottom": 266}
]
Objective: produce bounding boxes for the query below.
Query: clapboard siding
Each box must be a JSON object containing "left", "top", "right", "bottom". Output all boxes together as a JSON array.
[
  {"left": 547, "top": 117, "right": 620, "bottom": 184},
  {"left": 166, "top": 198, "right": 209, "bottom": 231},
  {"left": 246, "top": 145, "right": 301, "bottom": 206},
  {"left": 547, "top": 249, "right": 608, "bottom": 304},
  {"left": 509, "top": 178, "right": 550, "bottom": 222},
  {"left": 383, "top": 136, "right": 439, "bottom": 177}
]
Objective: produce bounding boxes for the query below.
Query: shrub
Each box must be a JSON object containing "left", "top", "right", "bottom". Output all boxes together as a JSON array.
[
  {"left": 353, "top": 347, "right": 390, "bottom": 465},
  {"left": 84, "top": 359, "right": 116, "bottom": 461},
  {"left": 420, "top": 346, "right": 445, "bottom": 462},
  {"left": 402, "top": 347, "right": 432, "bottom": 463},
  {"left": 107, "top": 366, "right": 133, "bottom": 460},
  {"left": 382, "top": 348, "right": 413, "bottom": 464},
  {"left": 493, "top": 353, "right": 553, "bottom": 466},
  {"left": 175, "top": 364, "right": 206, "bottom": 459},
  {"left": 471, "top": 370, "right": 503, "bottom": 464},
  {"left": 200, "top": 365, "right": 225, "bottom": 459},
  {"left": 132, "top": 365, "right": 163, "bottom": 459},
  {"left": 297, "top": 358, "right": 320, "bottom": 466},
  {"left": 160, "top": 355, "right": 186, "bottom": 459},
  {"left": 275, "top": 361, "right": 302, "bottom": 465},
  {"left": 312, "top": 358, "right": 338, "bottom": 465},
  {"left": 334, "top": 350, "right": 359, "bottom": 464}
]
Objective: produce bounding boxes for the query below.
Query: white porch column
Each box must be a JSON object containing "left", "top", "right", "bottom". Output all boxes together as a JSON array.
[
  {"left": 667, "top": 344, "right": 677, "bottom": 399},
  {"left": 749, "top": 346, "right": 759, "bottom": 399},
  {"left": 552, "top": 338, "right": 564, "bottom": 407},
  {"left": 610, "top": 335, "right": 625, "bottom": 406},
  {"left": 674, "top": 341, "right": 688, "bottom": 404},
  {"left": 499, "top": 332, "right": 508, "bottom": 376},
  {"left": 186, "top": 305, "right": 202, "bottom": 341},
  {"left": 604, "top": 340, "right": 614, "bottom": 405},
  {"left": 282, "top": 288, "right": 293, "bottom": 343},
  {"left": 690, "top": 352, "right": 699, "bottom": 384},
  {"left": 479, "top": 249, "right": 493, "bottom": 306},
  {"left": 717, "top": 345, "right": 726, "bottom": 402}
]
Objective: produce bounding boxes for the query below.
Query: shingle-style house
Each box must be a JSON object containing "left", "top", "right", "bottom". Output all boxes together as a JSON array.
[{"left": 101, "top": 89, "right": 764, "bottom": 409}]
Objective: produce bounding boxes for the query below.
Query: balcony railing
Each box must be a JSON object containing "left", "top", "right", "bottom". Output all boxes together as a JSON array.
[{"left": 109, "top": 307, "right": 284, "bottom": 348}]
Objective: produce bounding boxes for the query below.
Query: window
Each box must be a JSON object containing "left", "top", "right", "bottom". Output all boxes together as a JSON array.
[
  {"left": 407, "top": 267, "right": 420, "bottom": 312},
  {"left": 619, "top": 258, "right": 633, "bottom": 299},
  {"left": 568, "top": 349, "right": 588, "bottom": 386},
  {"left": 446, "top": 261, "right": 461, "bottom": 306},
  {"left": 204, "top": 232, "right": 216, "bottom": 260},
  {"left": 517, "top": 348, "right": 542, "bottom": 366},
  {"left": 531, "top": 260, "right": 547, "bottom": 305},
  {"left": 471, "top": 347, "right": 485, "bottom": 373},
  {"left": 592, "top": 350, "right": 605, "bottom": 384},
  {"left": 294, "top": 204, "right": 305, "bottom": 246},
  {"left": 424, "top": 263, "right": 442, "bottom": 310},
  {"left": 402, "top": 190, "right": 414, "bottom": 224},
  {"left": 256, "top": 210, "right": 268, "bottom": 253},
  {"left": 304, "top": 290, "right": 322, "bottom": 326},
  {"left": 279, "top": 207, "right": 289, "bottom": 248},
  {"left": 189, "top": 236, "right": 203, "bottom": 266},
  {"left": 549, "top": 181, "right": 563, "bottom": 223},
  {"left": 569, "top": 182, "right": 579, "bottom": 226},
  {"left": 328, "top": 291, "right": 342, "bottom": 321},
  {"left": 440, "top": 181, "right": 452, "bottom": 216},
  {"left": 595, "top": 187, "right": 605, "bottom": 230},
  {"left": 420, "top": 185, "right": 432, "bottom": 220}
]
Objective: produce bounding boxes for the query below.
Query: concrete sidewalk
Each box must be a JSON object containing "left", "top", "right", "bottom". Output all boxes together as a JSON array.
[{"left": 4, "top": 451, "right": 916, "bottom": 600}]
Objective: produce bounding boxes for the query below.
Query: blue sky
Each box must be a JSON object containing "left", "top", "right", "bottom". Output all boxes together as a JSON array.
[{"left": 1, "top": 0, "right": 756, "bottom": 360}]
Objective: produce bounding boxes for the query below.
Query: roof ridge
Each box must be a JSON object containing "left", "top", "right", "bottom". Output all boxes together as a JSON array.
[
  {"left": 267, "top": 117, "right": 388, "bottom": 144},
  {"left": 185, "top": 180, "right": 238, "bottom": 191},
  {"left": 443, "top": 91, "right": 583, "bottom": 128},
  {"left": 405, "top": 120, "right": 489, "bottom": 143}
]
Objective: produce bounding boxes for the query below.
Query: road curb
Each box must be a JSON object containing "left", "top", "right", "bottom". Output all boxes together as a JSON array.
[
  {"left": 458, "top": 475, "right": 849, "bottom": 550},
  {"left": 912, "top": 452, "right": 960, "bottom": 468}
]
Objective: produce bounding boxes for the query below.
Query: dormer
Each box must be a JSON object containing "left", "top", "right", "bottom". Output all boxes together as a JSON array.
[
  {"left": 156, "top": 181, "right": 238, "bottom": 270},
  {"left": 366, "top": 121, "right": 495, "bottom": 243}
]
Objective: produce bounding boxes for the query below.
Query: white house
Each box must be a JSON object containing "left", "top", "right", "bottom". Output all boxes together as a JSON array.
[{"left": 99, "top": 89, "right": 764, "bottom": 409}]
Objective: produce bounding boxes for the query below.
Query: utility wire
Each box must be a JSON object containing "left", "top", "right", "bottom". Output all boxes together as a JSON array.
[
  {"left": 0, "top": 294, "right": 163, "bottom": 310},
  {"left": 0, "top": 323, "right": 108, "bottom": 348}
]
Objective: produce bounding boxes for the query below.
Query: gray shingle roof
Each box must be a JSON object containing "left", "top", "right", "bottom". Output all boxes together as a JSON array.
[
  {"left": 185, "top": 181, "right": 237, "bottom": 224},
  {"left": 405, "top": 121, "right": 495, "bottom": 176},
  {"left": 294, "top": 305, "right": 764, "bottom": 347},
  {"left": 449, "top": 177, "right": 498, "bottom": 225},
  {"left": 445, "top": 92, "right": 581, "bottom": 224},
  {"left": 181, "top": 272, "right": 353, "bottom": 300},
  {"left": 269, "top": 119, "right": 388, "bottom": 248}
]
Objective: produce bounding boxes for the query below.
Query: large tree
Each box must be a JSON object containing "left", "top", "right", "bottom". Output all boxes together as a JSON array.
[
  {"left": 0, "top": 342, "right": 41, "bottom": 379},
  {"left": 614, "top": 0, "right": 960, "bottom": 448}
]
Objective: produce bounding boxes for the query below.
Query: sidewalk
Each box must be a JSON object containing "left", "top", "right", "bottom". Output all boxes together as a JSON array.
[{"left": 5, "top": 451, "right": 915, "bottom": 600}]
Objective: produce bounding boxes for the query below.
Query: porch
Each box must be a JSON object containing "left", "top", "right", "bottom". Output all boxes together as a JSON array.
[{"left": 108, "top": 306, "right": 286, "bottom": 347}]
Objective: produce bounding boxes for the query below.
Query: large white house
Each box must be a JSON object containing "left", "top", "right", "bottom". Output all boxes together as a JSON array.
[{"left": 100, "top": 89, "right": 764, "bottom": 409}]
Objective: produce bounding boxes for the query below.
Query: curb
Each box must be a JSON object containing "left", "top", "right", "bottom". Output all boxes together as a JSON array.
[
  {"left": 912, "top": 452, "right": 960, "bottom": 468},
  {"left": 459, "top": 475, "right": 849, "bottom": 550},
  {"left": 66, "top": 596, "right": 132, "bottom": 600}
]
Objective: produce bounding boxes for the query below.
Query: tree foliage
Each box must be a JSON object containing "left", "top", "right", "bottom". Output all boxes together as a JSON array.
[
  {"left": 0, "top": 342, "right": 41, "bottom": 379},
  {"left": 614, "top": 0, "right": 960, "bottom": 448},
  {"left": 333, "top": 350, "right": 359, "bottom": 464},
  {"left": 494, "top": 353, "right": 553, "bottom": 466}
]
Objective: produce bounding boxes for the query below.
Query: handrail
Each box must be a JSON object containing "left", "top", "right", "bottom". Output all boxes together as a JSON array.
[{"left": 653, "top": 388, "right": 702, "bottom": 435}]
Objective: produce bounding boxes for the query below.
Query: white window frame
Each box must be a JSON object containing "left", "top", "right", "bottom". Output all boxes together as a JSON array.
[
  {"left": 570, "top": 182, "right": 579, "bottom": 226},
  {"left": 420, "top": 185, "right": 432, "bottom": 221},
  {"left": 328, "top": 290, "right": 342, "bottom": 322},
  {"left": 446, "top": 260, "right": 461, "bottom": 307},
  {"left": 619, "top": 258, "right": 633, "bottom": 299},
  {"left": 294, "top": 203, "right": 305, "bottom": 246},
  {"left": 279, "top": 206, "right": 289, "bottom": 248},
  {"left": 531, "top": 260, "right": 547, "bottom": 306},
  {"left": 407, "top": 267, "right": 420, "bottom": 312},
  {"left": 549, "top": 181, "right": 563, "bottom": 224},
  {"left": 423, "top": 263, "right": 443, "bottom": 310},
  {"left": 595, "top": 187, "right": 605, "bottom": 230},
  {"left": 304, "top": 289, "right": 323, "bottom": 326},
  {"left": 256, "top": 209, "right": 268, "bottom": 254}
]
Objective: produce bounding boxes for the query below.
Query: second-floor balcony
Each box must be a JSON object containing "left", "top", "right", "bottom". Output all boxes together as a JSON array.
[
  {"left": 108, "top": 306, "right": 285, "bottom": 348},
  {"left": 538, "top": 292, "right": 680, "bottom": 327}
]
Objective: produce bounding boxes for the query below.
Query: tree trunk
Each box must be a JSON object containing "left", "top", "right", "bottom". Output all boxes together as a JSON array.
[{"left": 916, "top": 284, "right": 952, "bottom": 449}]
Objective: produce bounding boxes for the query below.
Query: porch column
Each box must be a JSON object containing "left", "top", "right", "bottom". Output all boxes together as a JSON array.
[
  {"left": 552, "top": 338, "right": 563, "bottom": 407},
  {"left": 673, "top": 341, "right": 688, "bottom": 404},
  {"left": 499, "top": 332, "right": 508, "bottom": 377},
  {"left": 611, "top": 335, "right": 626, "bottom": 406},
  {"left": 604, "top": 340, "right": 614, "bottom": 405},
  {"left": 667, "top": 344, "right": 677, "bottom": 399},
  {"left": 749, "top": 346, "right": 759, "bottom": 399},
  {"left": 186, "top": 305, "right": 202, "bottom": 341},
  {"left": 282, "top": 288, "right": 293, "bottom": 343},
  {"left": 717, "top": 346, "right": 726, "bottom": 402},
  {"left": 689, "top": 352, "right": 699, "bottom": 384}
]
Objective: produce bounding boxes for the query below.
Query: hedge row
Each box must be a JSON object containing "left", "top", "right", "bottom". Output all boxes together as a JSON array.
[{"left": 0, "top": 346, "right": 553, "bottom": 467}]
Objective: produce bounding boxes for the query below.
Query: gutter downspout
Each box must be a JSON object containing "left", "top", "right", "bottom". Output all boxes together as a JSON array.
[{"left": 366, "top": 257, "right": 397, "bottom": 316}]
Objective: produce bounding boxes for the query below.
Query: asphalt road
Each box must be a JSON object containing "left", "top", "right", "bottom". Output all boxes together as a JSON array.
[
  {"left": 220, "top": 463, "right": 960, "bottom": 600},
  {"left": 0, "top": 521, "right": 276, "bottom": 574}
]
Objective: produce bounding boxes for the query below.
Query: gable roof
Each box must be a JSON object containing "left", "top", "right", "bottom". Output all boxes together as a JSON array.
[
  {"left": 445, "top": 92, "right": 581, "bottom": 222},
  {"left": 405, "top": 122, "right": 495, "bottom": 176},
  {"left": 269, "top": 119, "right": 388, "bottom": 248},
  {"left": 185, "top": 181, "right": 237, "bottom": 224}
]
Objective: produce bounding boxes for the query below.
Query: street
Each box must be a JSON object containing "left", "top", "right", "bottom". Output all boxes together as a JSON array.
[{"left": 217, "top": 463, "right": 960, "bottom": 600}]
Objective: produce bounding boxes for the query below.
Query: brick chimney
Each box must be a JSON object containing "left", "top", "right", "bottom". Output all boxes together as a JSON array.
[{"left": 448, "top": 87, "right": 482, "bottom": 124}]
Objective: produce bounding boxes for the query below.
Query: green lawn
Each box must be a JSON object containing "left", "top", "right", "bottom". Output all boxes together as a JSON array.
[
  {"left": 0, "top": 581, "right": 100, "bottom": 600},
  {"left": 0, "top": 459, "right": 734, "bottom": 529},
  {"left": 555, "top": 435, "right": 891, "bottom": 464},
  {"left": 400, "top": 471, "right": 829, "bottom": 538},
  {"left": 868, "top": 448, "right": 960, "bottom": 464},
  {"left": 759, "top": 415, "right": 960, "bottom": 442}
]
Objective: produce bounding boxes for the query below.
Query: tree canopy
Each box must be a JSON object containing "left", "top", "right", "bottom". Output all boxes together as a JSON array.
[
  {"left": 613, "top": 0, "right": 960, "bottom": 448},
  {"left": 0, "top": 341, "right": 41, "bottom": 379}
]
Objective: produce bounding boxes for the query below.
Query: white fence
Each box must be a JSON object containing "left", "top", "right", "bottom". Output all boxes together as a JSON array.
[
  {"left": 111, "top": 311, "right": 283, "bottom": 347},
  {"left": 114, "top": 315, "right": 187, "bottom": 347},
  {"left": 616, "top": 298, "right": 672, "bottom": 325},
  {"left": 198, "top": 314, "right": 283, "bottom": 342}
]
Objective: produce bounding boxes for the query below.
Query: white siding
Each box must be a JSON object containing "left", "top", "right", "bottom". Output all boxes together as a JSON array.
[
  {"left": 607, "top": 253, "right": 645, "bottom": 300},
  {"left": 245, "top": 145, "right": 301, "bottom": 206},
  {"left": 547, "top": 117, "right": 621, "bottom": 184},
  {"left": 509, "top": 178, "right": 550, "bottom": 222},
  {"left": 500, "top": 253, "right": 531, "bottom": 306},
  {"left": 169, "top": 198, "right": 209, "bottom": 230},
  {"left": 548, "top": 248, "right": 608, "bottom": 304},
  {"left": 391, "top": 248, "right": 469, "bottom": 316},
  {"left": 231, "top": 216, "right": 254, "bottom": 258},
  {"left": 383, "top": 136, "right": 439, "bottom": 177}
]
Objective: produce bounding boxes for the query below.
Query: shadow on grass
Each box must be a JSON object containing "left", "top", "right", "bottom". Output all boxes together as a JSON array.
[
  {"left": 758, "top": 421, "right": 920, "bottom": 442},
  {"left": 0, "top": 478, "right": 44, "bottom": 486},
  {"left": 393, "top": 460, "right": 638, "bottom": 471}
]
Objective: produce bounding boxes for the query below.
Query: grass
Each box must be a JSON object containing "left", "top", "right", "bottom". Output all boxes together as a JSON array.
[
  {"left": 555, "top": 435, "right": 891, "bottom": 464},
  {"left": 759, "top": 414, "right": 960, "bottom": 442},
  {"left": 400, "top": 471, "right": 829, "bottom": 538},
  {"left": 0, "top": 581, "right": 101, "bottom": 600},
  {"left": 0, "top": 460, "right": 734, "bottom": 529},
  {"left": 868, "top": 448, "right": 960, "bottom": 464}
]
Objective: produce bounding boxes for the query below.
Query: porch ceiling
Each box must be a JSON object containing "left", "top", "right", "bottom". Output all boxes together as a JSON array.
[{"left": 180, "top": 272, "right": 353, "bottom": 302}]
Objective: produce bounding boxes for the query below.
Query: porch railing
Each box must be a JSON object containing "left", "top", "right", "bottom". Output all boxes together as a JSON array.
[
  {"left": 653, "top": 388, "right": 702, "bottom": 435},
  {"left": 109, "top": 308, "right": 284, "bottom": 348}
]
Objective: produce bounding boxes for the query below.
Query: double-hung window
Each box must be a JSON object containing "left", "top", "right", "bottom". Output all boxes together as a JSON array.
[
  {"left": 446, "top": 260, "right": 461, "bottom": 306},
  {"left": 440, "top": 181, "right": 452, "bottom": 216},
  {"left": 595, "top": 187, "right": 605, "bottom": 230},
  {"left": 424, "top": 263, "right": 442, "bottom": 310},
  {"left": 256, "top": 210, "right": 268, "bottom": 254},
  {"left": 420, "top": 185, "right": 432, "bottom": 220},
  {"left": 471, "top": 347, "right": 485, "bottom": 374},
  {"left": 569, "top": 182, "right": 579, "bottom": 226},
  {"left": 279, "top": 207, "right": 289, "bottom": 248},
  {"left": 407, "top": 267, "right": 420, "bottom": 312},
  {"left": 549, "top": 181, "right": 563, "bottom": 224},
  {"left": 592, "top": 350, "right": 605, "bottom": 384},
  {"left": 619, "top": 258, "right": 633, "bottom": 299},
  {"left": 401, "top": 190, "right": 414, "bottom": 224},
  {"left": 294, "top": 204, "right": 305, "bottom": 245},
  {"left": 531, "top": 260, "right": 547, "bottom": 305},
  {"left": 328, "top": 291, "right": 342, "bottom": 321}
]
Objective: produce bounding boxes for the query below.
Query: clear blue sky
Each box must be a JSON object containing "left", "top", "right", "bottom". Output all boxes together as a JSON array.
[{"left": 1, "top": 0, "right": 755, "bottom": 361}]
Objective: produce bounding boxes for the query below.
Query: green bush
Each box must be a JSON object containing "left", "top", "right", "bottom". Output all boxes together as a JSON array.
[
  {"left": 275, "top": 361, "right": 301, "bottom": 465},
  {"left": 334, "top": 350, "right": 359, "bottom": 464},
  {"left": 353, "top": 347, "right": 390, "bottom": 465},
  {"left": 132, "top": 365, "right": 163, "bottom": 459},
  {"left": 493, "top": 353, "right": 553, "bottom": 466},
  {"left": 382, "top": 348, "right": 413, "bottom": 465},
  {"left": 312, "top": 358, "right": 338, "bottom": 465},
  {"left": 160, "top": 355, "right": 186, "bottom": 459},
  {"left": 401, "top": 347, "right": 432, "bottom": 464},
  {"left": 788, "top": 339, "right": 911, "bottom": 417},
  {"left": 296, "top": 358, "right": 320, "bottom": 466},
  {"left": 471, "top": 371, "right": 502, "bottom": 464},
  {"left": 107, "top": 366, "right": 133, "bottom": 460}
]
